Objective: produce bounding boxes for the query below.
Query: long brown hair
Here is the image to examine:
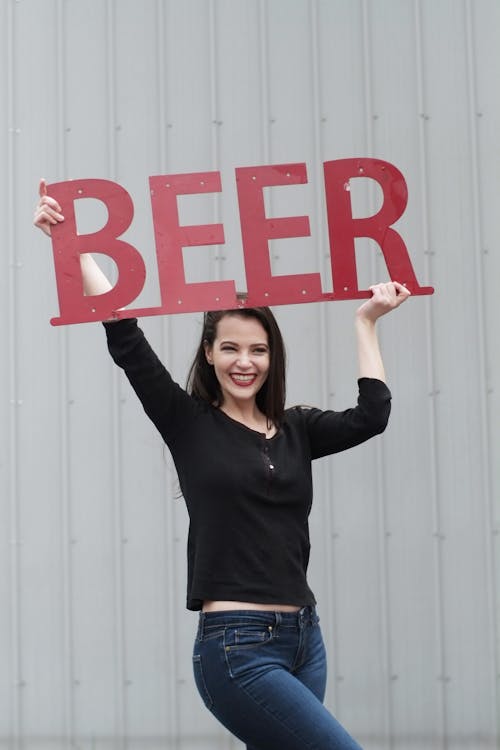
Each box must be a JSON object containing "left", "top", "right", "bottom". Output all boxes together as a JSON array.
[{"left": 186, "top": 307, "right": 286, "bottom": 427}]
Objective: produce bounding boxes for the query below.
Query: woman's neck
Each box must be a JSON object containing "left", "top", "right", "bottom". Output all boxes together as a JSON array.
[{"left": 219, "top": 401, "right": 276, "bottom": 437}]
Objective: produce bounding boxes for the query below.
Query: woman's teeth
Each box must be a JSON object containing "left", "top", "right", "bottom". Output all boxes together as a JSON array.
[{"left": 231, "top": 374, "right": 255, "bottom": 383}]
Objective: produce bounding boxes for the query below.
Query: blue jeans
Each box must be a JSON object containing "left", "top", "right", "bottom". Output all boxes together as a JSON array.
[{"left": 192, "top": 606, "right": 363, "bottom": 750}]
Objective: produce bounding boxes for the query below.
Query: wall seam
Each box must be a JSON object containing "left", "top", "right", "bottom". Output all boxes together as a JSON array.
[
  {"left": 7, "top": 0, "right": 21, "bottom": 746},
  {"left": 361, "top": 0, "right": 394, "bottom": 744},
  {"left": 308, "top": 0, "right": 340, "bottom": 712},
  {"left": 55, "top": 0, "right": 75, "bottom": 746},
  {"left": 106, "top": 0, "right": 127, "bottom": 745},
  {"left": 156, "top": 0, "right": 179, "bottom": 744},
  {"left": 414, "top": 1, "right": 447, "bottom": 746},
  {"left": 208, "top": 0, "right": 223, "bottom": 284},
  {"left": 258, "top": 0, "right": 271, "bottom": 167},
  {"left": 463, "top": 0, "right": 499, "bottom": 741}
]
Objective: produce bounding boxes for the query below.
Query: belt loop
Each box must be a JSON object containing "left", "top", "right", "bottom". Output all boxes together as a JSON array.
[
  {"left": 274, "top": 611, "right": 282, "bottom": 628},
  {"left": 298, "top": 607, "right": 304, "bottom": 628},
  {"left": 198, "top": 611, "right": 206, "bottom": 641}
]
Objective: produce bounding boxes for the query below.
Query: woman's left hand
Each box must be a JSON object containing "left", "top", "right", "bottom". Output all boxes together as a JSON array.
[{"left": 356, "top": 281, "right": 411, "bottom": 323}]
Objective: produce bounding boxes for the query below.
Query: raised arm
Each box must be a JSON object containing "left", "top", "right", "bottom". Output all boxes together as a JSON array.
[
  {"left": 34, "top": 178, "right": 112, "bottom": 296},
  {"left": 34, "top": 178, "right": 196, "bottom": 443},
  {"left": 355, "top": 281, "right": 411, "bottom": 382}
]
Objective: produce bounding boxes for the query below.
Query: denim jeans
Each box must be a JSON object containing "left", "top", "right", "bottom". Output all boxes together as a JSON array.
[{"left": 192, "top": 606, "right": 363, "bottom": 750}]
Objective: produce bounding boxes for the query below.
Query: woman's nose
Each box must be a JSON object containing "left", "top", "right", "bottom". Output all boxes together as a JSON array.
[{"left": 236, "top": 352, "right": 252, "bottom": 368}]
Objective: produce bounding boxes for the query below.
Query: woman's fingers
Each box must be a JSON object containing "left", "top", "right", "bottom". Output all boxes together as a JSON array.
[
  {"left": 385, "top": 281, "right": 411, "bottom": 308},
  {"left": 33, "top": 209, "right": 54, "bottom": 236},
  {"left": 391, "top": 281, "right": 412, "bottom": 307},
  {"left": 34, "top": 179, "right": 64, "bottom": 236},
  {"left": 357, "top": 281, "right": 411, "bottom": 321},
  {"left": 38, "top": 177, "right": 47, "bottom": 198},
  {"left": 35, "top": 204, "right": 62, "bottom": 225},
  {"left": 369, "top": 281, "right": 411, "bottom": 308}
]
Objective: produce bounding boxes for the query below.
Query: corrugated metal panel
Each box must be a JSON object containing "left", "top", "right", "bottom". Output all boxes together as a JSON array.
[{"left": 1, "top": 1, "right": 499, "bottom": 748}]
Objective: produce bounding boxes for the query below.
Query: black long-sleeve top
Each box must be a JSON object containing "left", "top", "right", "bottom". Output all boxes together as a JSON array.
[{"left": 104, "top": 318, "right": 392, "bottom": 611}]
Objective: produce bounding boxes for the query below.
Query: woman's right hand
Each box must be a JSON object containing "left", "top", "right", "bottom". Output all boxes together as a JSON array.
[
  {"left": 33, "top": 178, "right": 64, "bottom": 237},
  {"left": 33, "top": 177, "right": 113, "bottom": 296}
]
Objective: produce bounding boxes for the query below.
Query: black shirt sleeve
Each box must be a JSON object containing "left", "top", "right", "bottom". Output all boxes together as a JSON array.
[
  {"left": 103, "top": 318, "right": 197, "bottom": 445},
  {"left": 296, "top": 377, "right": 392, "bottom": 459}
]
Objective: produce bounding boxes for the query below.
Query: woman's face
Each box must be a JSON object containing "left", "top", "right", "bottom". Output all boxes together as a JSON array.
[{"left": 204, "top": 314, "right": 270, "bottom": 409}]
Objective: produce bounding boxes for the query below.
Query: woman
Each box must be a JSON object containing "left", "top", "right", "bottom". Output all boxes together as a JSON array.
[{"left": 35, "top": 179, "right": 410, "bottom": 749}]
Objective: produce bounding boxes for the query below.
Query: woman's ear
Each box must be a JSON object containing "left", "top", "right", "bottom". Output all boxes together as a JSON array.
[{"left": 203, "top": 341, "right": 213, "bottom": 365}]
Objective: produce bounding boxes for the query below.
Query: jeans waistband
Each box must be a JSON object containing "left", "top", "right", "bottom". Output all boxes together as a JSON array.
[{"left": 197, "top": 605, "right": 318, "bottom": 637}]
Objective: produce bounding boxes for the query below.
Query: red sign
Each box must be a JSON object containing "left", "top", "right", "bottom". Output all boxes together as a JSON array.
[{"left": 48, "top": 158, "right": 433, "bottom": 325}]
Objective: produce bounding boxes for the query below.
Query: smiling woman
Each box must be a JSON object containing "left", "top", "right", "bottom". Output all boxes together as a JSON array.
[
  {"left": 187, "top": 307, "right": 287, "bottom": 437},
  {"left": 34, "top": 182, "right": 410, "bottom": 750},
  {"left": 203, "top": 315, "right": 272, "bottom": 430}
]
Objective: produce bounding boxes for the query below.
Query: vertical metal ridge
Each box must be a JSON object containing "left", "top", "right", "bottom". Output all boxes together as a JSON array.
[
  {"left": 257, "top": 0, "right": 271, "bottom": 164},
  {"left": 307, "top": 0, "right": 326, "bottom": 276},
  {"left": 106, "top": 0, "right": 119, "bottom": 183},
  {"left": 55, "top": 0, "right": 75, "bottom": 746},
  {"left": 308, "top": 0, "right": 339, "bottom": 710},
  {"left": 106, "top": 0, "right": 127, "bottom": 744},
  {"left": 257, "top": 0, "right": 275, "bottom": 264},
  {"left": 156, "top": 0, "right": 168, "bottom": 172},
  {"left": 307, "top": 0, "right": 329, "bottom": 293},
  {"left": 7, "top": 1, "right": 21, "bottom": 746},
  {"left": 361, "top": 1, "right": 394, "bottom": 744},
  {"left": 463, "top": 0, "right": 498, "bottom": 737},
  {"left": 360, "top": 0, "right": 375, "bottom": 160},
  {"left": 155, "top": 0, "right": 179, "bottom": 743},
  {"left": 208, "top": 0, "right": 223, "bottom": 282},
  {"left": 413, "top": 1, "right": 447, "bottom": 746}
]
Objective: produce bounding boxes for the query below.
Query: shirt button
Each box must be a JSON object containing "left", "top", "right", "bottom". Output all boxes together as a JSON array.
[{"left": 269, "top": 464, "right": 275, "bottom": 470}]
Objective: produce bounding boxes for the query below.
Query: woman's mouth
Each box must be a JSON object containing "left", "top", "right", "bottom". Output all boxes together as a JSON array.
[{"left": 230, "top": 373, "right": 257, "bottom": 387}]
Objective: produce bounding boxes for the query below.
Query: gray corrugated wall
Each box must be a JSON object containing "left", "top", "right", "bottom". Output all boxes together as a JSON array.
[{"left": 1, "top": 0, "right": 498, "bottom": 748}]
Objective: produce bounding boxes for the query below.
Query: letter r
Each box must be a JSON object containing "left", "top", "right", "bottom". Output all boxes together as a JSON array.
[{"left": 324, "top": 159, "right": 434, "bottom": 297}]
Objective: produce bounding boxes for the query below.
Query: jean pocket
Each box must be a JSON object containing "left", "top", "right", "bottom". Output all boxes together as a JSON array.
[
  {"left": 224, "top": 624, "right": 275, "bottom": 651},
  {"left": 192, "top": 654, "right": 213, "bottom": 709}
]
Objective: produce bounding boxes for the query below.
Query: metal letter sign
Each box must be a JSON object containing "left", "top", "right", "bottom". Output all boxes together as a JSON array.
[
  {"left": 149, "top": 171, "right": 236, "bottom": 313},
  {"left": 48, "top": 159, "right": 433, "bottom": 325},
  {"left": 48, "top": 179, "right": 146, "bottom": 324},
  {"left": 324, "top": 159, "right": 433, "bottom": 298},
  {"left": 236, "top": 164, "right": 323, "bottom": 306}
]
